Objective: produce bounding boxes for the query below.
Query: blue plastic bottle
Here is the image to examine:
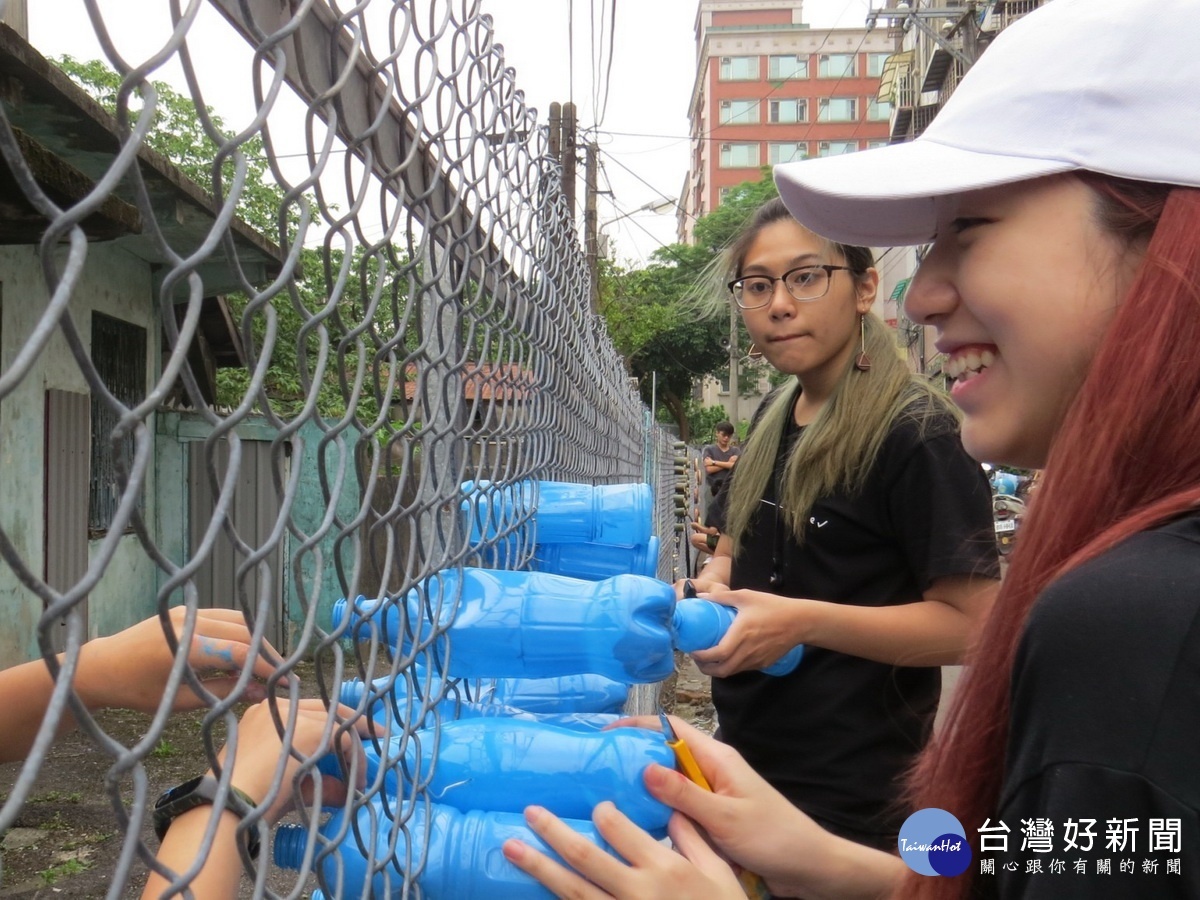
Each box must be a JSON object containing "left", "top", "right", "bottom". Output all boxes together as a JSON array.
[
  {"left": 339, "top": 676, "right": 619, "bottom": 731},
  {"left": 462, "top": 480, "right": 653, "bottom": 547},
  {"left": 400, "top": 718, "right": 674, "bottom": 830},
  {"left": 275, "top": 795, "right": 613, "bottom": 900},
  {"left": 485, "top": 673, "right": 629, "bottom": 714},
  {"left": 672, "top": 598, "right": 805, "bottom": 676},
  {"left": 533, "top": 534, "right": 659, "bottom": 580},
  {"left": 333, "top": 568, "right": 676, "bottom": 682}
]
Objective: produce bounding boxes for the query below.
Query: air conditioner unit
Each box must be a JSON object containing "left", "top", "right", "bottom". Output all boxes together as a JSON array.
[{"left": 721, "top": 143, "right": 732, "bottom": 152}]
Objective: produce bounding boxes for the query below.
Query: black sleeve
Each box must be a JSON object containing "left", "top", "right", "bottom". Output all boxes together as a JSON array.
[
  {"left": 883, "top": 425, "right": 1000, "bottom": 591},
  {"left": 991, "top": 764, "right": 1200, "bottom": 898},
  {"left": 991, "top": 521, "right": 1200, "bottom": 897}
]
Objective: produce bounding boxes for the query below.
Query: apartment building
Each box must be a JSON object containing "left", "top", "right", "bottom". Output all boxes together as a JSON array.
[
  {"left": 679, "top": 0, "right": 894, "bottom": 244},
  {"left": 682, "top": 2, "right": 897, "bottom": 424}
]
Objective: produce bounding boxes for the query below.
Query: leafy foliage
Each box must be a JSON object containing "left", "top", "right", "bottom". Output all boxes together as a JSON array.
[
  {"left": 600, "top": 173, "right": 781, "bottom": 439},
  {"left": 55, "top": 55, "right": 407, "bottom": 423}
]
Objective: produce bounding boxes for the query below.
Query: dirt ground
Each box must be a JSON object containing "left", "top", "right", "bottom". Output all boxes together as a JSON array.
[{"left": 0, "top": 657, "right": 713, "bottom": 898}]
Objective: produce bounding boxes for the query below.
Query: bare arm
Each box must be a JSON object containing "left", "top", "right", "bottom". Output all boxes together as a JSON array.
[
  {"left": 0, "top": 608, "right": 279, "bottom": 764},
  {"left": 696, "top": 574, "right": 998, "bottom": 675},
  {"left": 144, "top": 699, "right": 369, "bottom": 899}
]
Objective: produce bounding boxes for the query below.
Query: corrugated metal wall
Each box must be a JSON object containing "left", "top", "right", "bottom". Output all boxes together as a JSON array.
[
  {"left": 43, "top": 389, "right": 90, "bottom": 653},
  {"left": 187, "top": 438, "right": 284, "bottom": 649}
]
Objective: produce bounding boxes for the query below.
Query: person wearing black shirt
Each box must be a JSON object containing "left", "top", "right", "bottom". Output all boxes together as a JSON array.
[
  {"left": 681, "top": 199, "right": 998, "bottom": 851},
  {"left": 702, "top": 421, "right": 739, "bottom": 500}
]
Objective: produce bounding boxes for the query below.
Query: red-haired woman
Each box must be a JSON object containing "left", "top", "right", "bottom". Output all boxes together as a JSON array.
[{"left": 503, "top": 0, "right": 1200, "bottom": 896}]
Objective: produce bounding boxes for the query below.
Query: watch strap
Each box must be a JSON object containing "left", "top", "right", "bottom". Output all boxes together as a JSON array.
[{"left": 152, "top": 774, "right": 261, "bottom": 859}]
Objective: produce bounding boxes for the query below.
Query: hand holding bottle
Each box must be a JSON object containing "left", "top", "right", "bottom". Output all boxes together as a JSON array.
[{"left": 689, "top": 588, "right": 809, "bottom": 678}]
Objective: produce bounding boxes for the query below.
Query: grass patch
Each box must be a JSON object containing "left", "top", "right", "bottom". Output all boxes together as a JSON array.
[
  {"left": 38, "top": 813, "right": 72, "bottom": 833},
  {"left": 151, "top": 738, "right": 178, "bottom": 759},
  {"left": 62, "top": 832, "right": 112, "bottom": 851},
  {"left": 38, "top": 857, "right": 91, "bottom": 884},
  {"left": 29, "top": 790, "right": 82, "bottom": 804}
]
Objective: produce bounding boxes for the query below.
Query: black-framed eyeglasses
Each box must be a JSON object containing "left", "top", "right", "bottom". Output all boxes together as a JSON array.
[{"left": 728, "top": 265, "right": 853, "bottom": 309}]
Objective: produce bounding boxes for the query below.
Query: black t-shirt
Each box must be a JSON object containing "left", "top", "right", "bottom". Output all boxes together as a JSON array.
[
  {"left": 982, "top": 513, "right": 1200, "bottom": 897},
  {"left": 704, "top": 444, "right": 738, "bottom": 495},
  {"left": 713, "top": 399, "right": 999, "bottom": 843}
]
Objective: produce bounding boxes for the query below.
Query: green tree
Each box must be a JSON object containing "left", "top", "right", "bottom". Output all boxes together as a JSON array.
[
  {"left": 56, "top": 56, "right": 409, "bottom": 424},
  {"left": 601, "top": 244, "right": 727, "bottom": 440},
  {"left": 601, "top": 173, "right": 780, "bottom": 439}
]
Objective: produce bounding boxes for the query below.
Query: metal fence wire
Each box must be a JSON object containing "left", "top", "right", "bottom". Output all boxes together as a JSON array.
[{"left": 0, "top": 1, "right": 685, "bottom": 895}]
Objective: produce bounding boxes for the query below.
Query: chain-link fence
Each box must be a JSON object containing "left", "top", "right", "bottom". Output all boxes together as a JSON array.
[{"left": 0, "top": 1, "right": 685, "bottom": 895}]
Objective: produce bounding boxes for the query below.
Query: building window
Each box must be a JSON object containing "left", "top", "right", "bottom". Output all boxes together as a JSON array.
[
  {"left": 818, "top": 97, "right": 857, "bottom": 122},
  {"left": 768, "top": 98, "right": 806, "bottom": 124},
  {"left": 768, "top": 142, "right": 808, "bottom": 164},
  {"left": 818, "top": 53, "right": 856, "bottom": 78},
  {"left": 768, "top": 54, "right": 808, "bottom": 79},
  {"left": 866, "top": 139, "right": 891, "bottom": 149},
  {"left": 818, "top": 140, "right": 858, "bottom": 157},
  {"left": 719, "top": 99, "right": 760, "bottom": 125},
  {"left": 719, "top": 56, "right": 759, "bottom": 80},
  {"left": 868, "top": 99, "right": 892, "bottom": 121},
  {"left": 867, "top": 53, "right": 891, "bottom": 77},
  {"left": 719, "top": 142, "right": 760, "bottom": 168},
  {"left": 89, "top": 313, "right": 147, "bottom": 535}
]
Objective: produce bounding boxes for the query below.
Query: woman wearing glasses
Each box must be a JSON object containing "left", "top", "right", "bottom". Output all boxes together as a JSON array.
[{"left": 677, "top": 196, "right": 1000, "bottom": 852}]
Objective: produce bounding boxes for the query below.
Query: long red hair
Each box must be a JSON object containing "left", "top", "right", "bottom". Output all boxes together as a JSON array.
[{"left": 900, "top": 177, "right": 1200, "bottom": 899}]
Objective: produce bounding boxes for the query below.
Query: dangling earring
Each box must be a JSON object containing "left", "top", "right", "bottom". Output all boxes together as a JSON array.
[{"left": 855, "top": 314, "right": 872, "bottom": 372}]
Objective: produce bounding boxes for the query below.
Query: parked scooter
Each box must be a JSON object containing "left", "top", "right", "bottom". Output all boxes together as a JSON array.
[{"left": 992, "top": 493, "right": 1026, "bottom": 556}]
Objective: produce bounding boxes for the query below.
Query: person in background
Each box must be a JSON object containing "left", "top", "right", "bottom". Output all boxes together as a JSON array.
[
  {"left": 502, "top": 0, "right": 1200, "bottom": 896},
  {"left": 700, "top": 421, "right": 739, "bottom": 503}
]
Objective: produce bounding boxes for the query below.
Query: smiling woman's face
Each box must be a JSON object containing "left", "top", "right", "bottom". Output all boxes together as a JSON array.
[
  {"left": 904, "top": 176, "right": 1145, "bottom": 469},
  {"left": 737, "top": 219, "right": 874, "bottom": 383}
]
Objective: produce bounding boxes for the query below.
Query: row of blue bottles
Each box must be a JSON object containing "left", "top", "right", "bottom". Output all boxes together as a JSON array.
[
  {"left": 480, "top": 672, "right": 628, "bottom": 714},
  {"left": 462, "top": 480, "right": 653, "bottom": 547},
  {"left": 275, "top": 794, "right": 615, "bottom": 900},
  {"left": 672, "top": 598, "right": 805, "bottom": 676},
  {"left": 530, "top": 534, "right": 659, "bottom": 580},
  {"left": 333, "top": 568, "right": 676, "bottom": 683},
  {"left": 337, "top": 719, "right": 674, "bottom": 832},
  {"left": 339, "top": 675, "right": 619, "bottom": 732}
]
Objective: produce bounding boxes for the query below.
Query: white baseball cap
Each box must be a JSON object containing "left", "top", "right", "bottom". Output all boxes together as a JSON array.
[{"left": 774, "top": 0, "right": 1200, "bottom": 247}]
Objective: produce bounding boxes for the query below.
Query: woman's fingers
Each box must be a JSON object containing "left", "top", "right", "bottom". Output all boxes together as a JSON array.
[
  {"left": 667, "top": 814, "right": 745, "bottom": 890},
  {"left": 504, "top": 807, "right": 614, "bottom": 900}
]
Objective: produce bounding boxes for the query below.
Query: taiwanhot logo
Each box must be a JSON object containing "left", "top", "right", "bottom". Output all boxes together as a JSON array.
[{"left": 898, "top": 808, "right": 972, "bottom": 877}]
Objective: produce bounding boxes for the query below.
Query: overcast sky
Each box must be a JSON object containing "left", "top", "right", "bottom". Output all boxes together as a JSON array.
[{"left": 30, "top": 0, "right": 874, "bottom": 266}]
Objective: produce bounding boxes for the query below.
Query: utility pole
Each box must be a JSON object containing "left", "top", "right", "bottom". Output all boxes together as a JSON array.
[
  {"left": 584, "top": 141, "right": 599, "bottom": 312},
  {"left": 548, "top": 102, "right": 561, "bottom": 162},
  {"left": 728, "top": 304, "right": 739, "bottom": 426},
  {"left": 561, "top": 102, "right": 577, "bottom": 219}
]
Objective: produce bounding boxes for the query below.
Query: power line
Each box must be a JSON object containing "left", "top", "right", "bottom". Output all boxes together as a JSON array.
[
  {"left": 603, "top": 150, "right": 695, "bottom": 223},
  {"left": 595, "top": 0, "right": 617, "bottom": 128}
]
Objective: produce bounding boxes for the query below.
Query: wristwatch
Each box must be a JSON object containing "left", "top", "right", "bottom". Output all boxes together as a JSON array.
[{"left": 152, "top": 774, "right": 261, "bottom": 859}]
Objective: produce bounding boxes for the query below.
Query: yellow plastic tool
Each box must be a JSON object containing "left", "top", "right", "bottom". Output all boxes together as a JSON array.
[{"left": 658, "top": 712, "right": 771, "bottom": 899}]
